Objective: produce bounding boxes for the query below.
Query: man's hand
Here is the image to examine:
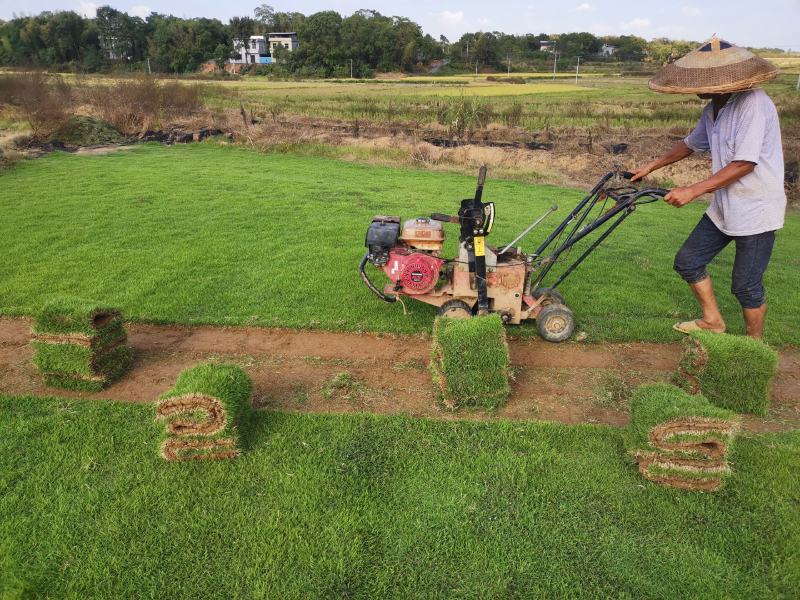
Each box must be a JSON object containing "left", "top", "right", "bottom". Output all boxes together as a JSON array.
[
  {"left": 664, "top": 186, "right": 701, "bottom": 208},
  {"left": 629, "top": 162, "right": 657, "bottom": 182}
]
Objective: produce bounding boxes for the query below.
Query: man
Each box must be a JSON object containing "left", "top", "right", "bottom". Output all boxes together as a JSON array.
[{"left": 631, "top": 38, "right": 785, "bottom": 339}]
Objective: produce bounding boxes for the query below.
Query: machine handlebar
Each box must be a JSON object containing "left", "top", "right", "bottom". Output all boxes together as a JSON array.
[{"left": 430, "top": 213, "right": 461, "bottom": 223}]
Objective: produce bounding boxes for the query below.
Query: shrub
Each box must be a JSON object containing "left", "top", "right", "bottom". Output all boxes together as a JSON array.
[
  {"left": 83, "top": 75, "right": 201, "bottom": 133},
  {"left": 675, "top": 331, "right": 778, "bottom": 415},
  {"left": 430, "top": 314, "right": 510, "bottom": 409},
  {"left": 155, "top": 363, "right": 253, "bottom": 461},
  {"left": 625, "top": 383, "right": 739, "bottom": 491},
  {"left": 0, "top": 72, "right": 71, "bottom": 139}
]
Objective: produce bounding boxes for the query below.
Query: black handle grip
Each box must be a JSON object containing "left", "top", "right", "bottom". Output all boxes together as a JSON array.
[
  {"left": 430, "top": 213, "right": 460, "bottom": 223},
  {"left": 477, "top": 165, "right": 487, "bottom": 186},
  {"left": 621, "top": 171, "right": 635, "bottom": 180}
]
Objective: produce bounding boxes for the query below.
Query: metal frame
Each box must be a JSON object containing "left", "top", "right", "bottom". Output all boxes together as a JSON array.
[{"left": 529, "top": 172, "right": 667, "bottom": 290}]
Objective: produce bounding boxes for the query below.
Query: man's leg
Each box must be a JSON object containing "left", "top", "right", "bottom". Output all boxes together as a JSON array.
[
  {"left": 673, "top": 215, "right": 731, "bottom": 332},
  {"left": 687, "top": 277, "right": 726, "bottom": 331},
  {"left": 731, "top": 230, "right": 776, "bottom": 339}
]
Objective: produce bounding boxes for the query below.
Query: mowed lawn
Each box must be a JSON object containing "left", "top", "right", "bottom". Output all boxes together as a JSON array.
[
  {"left": 1, "top": 144, "right": 799, "bottom": 343},
  {"left": 0, "top": 395, "right": 798, "bottom": 599}
]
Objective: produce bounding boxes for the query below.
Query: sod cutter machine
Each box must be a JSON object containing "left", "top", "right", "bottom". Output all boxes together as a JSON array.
[{"left": 360, "top": 167, "right": 667, "bottom": 342}]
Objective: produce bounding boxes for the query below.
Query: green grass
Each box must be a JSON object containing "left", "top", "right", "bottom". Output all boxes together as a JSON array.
[
  {"left": 30, "top": 297, "right": 133, "bottom": 391},
  {"left": 157, "top": 362, "right": 253, "bottom": 444},
  {"left": 678, "top": 331, "right": 779, "bottom": 415},
  {"left": 430, "top": 315, "right": 510, "bottom": 409},
  {"left": 0, "top": 394, "right": 798, "bottom": 598},
  {"left": 626, "top": 383, "right": 738, "bottom": 456},
  {"left": 1, "top": 144, "right": 799, "bottom": 343}
]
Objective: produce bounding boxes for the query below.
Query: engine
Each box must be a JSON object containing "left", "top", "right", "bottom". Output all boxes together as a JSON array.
[
  {"left": 364, "top": 216, "right": 446, "bottom": 295},
  {"left": 383, "top": 251, "right": 444, "bottom": 295}
]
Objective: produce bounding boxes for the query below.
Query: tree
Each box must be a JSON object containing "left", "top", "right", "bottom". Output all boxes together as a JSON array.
[{"left": 254, "top": 4, "right": 275, "bottom": 27}]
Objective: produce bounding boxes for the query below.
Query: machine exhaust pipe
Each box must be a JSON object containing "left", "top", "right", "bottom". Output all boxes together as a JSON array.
[{"left": 359, "top": 253, "right": 397, "bottom": 303}]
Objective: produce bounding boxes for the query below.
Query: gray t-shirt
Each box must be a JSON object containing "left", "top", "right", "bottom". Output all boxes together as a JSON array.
[{"left": 684, "top": 88, "right": 786, "bottom": 236}]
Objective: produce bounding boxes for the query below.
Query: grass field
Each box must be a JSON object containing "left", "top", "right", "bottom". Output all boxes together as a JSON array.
[
  {"left": 1, "top": 143, "right": 799, "bottom": 343},
  {"left": 201, "top": 74, "right": 800, "bottom": 131},
  {"left": 0, "top": 394, "right": 798, "bottom": 598}
]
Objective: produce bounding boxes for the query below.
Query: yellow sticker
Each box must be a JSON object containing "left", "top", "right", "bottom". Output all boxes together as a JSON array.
[{"left": 474, "top": 236, "right": 485, "bottom": 257}]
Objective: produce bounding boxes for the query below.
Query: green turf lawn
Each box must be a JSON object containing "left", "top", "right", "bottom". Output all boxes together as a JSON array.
[
  {"left": 1, "top": 144, "right": 799, "bottom": 343},
  {"left": 0, "top": 395, "right": 797, "bottom": 598}
]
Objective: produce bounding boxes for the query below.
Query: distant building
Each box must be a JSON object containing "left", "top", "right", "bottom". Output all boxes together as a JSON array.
[
  {"left": 229, "top": 33, "right": 299, "bottom": 67},
  {"left": 539, "top": 40, "right": 555, "bottom": 53},
  {"left": 268, "top": 32, "right": 299, "bottom": 54},
  {"left": 599, "top": 43, "right": 617, "bottom": 57}
]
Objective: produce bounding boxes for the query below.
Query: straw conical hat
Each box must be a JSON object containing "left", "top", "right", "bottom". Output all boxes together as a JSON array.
[{"left": 649, "top": 37, "right": 779, "bottom": 94}]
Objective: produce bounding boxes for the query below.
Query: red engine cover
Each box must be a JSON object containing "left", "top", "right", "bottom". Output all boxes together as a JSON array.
[{"left": 383, "top": 251, "right": 444, "bottom": 295}]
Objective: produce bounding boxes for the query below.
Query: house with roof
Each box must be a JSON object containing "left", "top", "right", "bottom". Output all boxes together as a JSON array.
[{"left": 229, "top": 32, "right": 299, "bottom": 67}]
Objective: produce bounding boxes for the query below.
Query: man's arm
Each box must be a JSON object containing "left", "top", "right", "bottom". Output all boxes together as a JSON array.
[
  {"left": 663, "top": 161, "right": 756, "bottom": 207},
  {"left": 630, "top": 141, "right": 694, "bottom": 182}
]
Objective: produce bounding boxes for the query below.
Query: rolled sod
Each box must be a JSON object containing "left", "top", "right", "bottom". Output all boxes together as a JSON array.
[
  {"left": 675, "top": 330, "right": 778, "bottom": 416},
  {"left": 430, "top": 314, "right": 511, "bottom": 409},
  {"left": 155, "top": 363, "right": 253, "bottom": 461},
  {"left": 31, "top": 298, "right": 133, "bottom": 391},
  {"left": 625, "top": 383, "right": 739, "bottom": 491}
]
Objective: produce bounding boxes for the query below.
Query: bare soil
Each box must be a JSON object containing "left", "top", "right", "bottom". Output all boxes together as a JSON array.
[{"left": 2, "top": 317, "right": 798, "bottom": 432}]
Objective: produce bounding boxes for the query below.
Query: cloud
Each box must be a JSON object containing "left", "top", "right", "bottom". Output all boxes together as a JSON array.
[
  {"left": 129, "top": 5, "right": 151, "bottom": 18},
  {"left": 681, "top": 6, "right": 702, "bottom": 17},
  {"left": 438, "top": 10, "right": 465, "bottom": 26},
  {"left": 620, "top": 17, "right": 652, "bottom": 31},
  {"left": 78, "top": 1, "right": 98, "bottom": 18},
  {"left": 573, "top": 3, "right": 593, "bottom": 12}
]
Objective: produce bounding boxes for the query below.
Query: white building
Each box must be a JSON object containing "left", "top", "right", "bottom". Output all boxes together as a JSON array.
[
  {"left": 230, "top": 33, "right": 299, "bottom": 66},
  {"left": 599, "top": 43, "right": 617, "bottom": 57},
  {"left": 269, "top": 32, "right": 299, "bottom": 54}
]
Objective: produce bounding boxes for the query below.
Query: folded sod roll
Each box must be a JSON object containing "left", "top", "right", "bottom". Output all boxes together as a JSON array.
[
  {"left": 675, "top": 330, "right": 778, "bottom": 415},
  {"left": 625, "top": 383, "right": 739, "bottom": 491},
  {"left": 155, "top": 363, "right": 253, "bottom": 461},
  {"left": 430, "top": 314, "right": 511, "bottom": 409},
  {"left": 31, "top": 298, "right": 133, "bottom": 392}
]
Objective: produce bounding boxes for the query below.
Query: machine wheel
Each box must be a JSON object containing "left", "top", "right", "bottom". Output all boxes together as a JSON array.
[
  {"left": 537, "top": 303, "right": 575, "bottom": 343},
  {"left": 438, "top": 300, "right": 472, "bottom": 320},
  {"left": 532, "top": 287, "right": 565, "bottom": 307}
]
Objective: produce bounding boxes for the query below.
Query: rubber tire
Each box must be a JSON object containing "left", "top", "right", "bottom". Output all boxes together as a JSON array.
[
  {"left": 532, "top": 287, "right": 565, "bottom": 307},
  {"left": 537, "top": 303, "right": 576, "bottom": 343},
  {"left": 438, "top": 300, "right": 472, "bottom": 319}
]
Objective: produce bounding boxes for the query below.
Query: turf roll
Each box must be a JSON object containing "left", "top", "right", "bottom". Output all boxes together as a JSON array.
[
  {"left": 625, "top": 383, "right": 739, "bottom": 491},
  {"left": 430, "top": 314, "right": 511, "bottom": 409},
  {"left": 155, "top": 363, "right": 253, "bottom": 461},
  {"left": 675, "top": 330, "right": 778, "bottom": 415},
  {"left": 31, "top": 298, "right": 133, "bottom": 391}
]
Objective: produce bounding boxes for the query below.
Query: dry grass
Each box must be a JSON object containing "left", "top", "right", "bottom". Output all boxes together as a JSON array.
[
  {"left": 0, "top": 72, "right": 71, "bottom": 139},
  {"left": 81, "top": 75, "right": 202, "bottom": 133}
]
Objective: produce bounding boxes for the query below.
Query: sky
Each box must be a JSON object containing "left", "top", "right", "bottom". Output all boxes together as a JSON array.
[{"left": 1, "top": 0, "right": 798, "bottom": 49}]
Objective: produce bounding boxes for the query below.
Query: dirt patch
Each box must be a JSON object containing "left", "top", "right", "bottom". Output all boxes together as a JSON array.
[{"left": 1, "top": 317, "right": 798, "bottom": 432}]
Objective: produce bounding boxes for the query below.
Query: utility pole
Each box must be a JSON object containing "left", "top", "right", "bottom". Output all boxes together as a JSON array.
[
  {"left": 552, "top": 50, "right": 558, "bottom": 80},
  {"left": 350, "top": 58, "right": 353, "bottom": 79},
  {"left": 466, "top": 40, "right": 469, "bottom": 61},
  {"left": 146, "top": 57, "right": 151, "bottom": 74},
  {"left": 796, "top": 73, "right": 800, "bottom": 91},
  {"left": 475, "top": 60, "right": 478, "bottom": 75},
  {"left": 507, "top": 54, "right": 511, "bottom": 75},
  {"left": 575, "top": 56, "right": 580, "bottom": 85}
]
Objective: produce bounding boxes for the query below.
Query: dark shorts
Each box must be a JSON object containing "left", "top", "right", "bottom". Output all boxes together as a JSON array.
[{"left": 673, "top": 214, "right": 776, "bottom": 309}]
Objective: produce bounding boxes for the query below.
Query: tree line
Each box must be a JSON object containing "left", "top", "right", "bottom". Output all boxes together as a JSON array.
[{"left": 0, "top": 5, "right": 782, "bottom": 76}]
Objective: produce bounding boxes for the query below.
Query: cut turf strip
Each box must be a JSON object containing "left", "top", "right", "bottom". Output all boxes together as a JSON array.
[
  {"left": 430, "top": 315, "right": 511, "bottom": 409},
  {"left": 625, "top": 383, "right": 739, "bottom": 491},
  {"left": 675, "top": 330, "right": 778, "bottom": 415},
  {"left": 31, "top": 298, "right": 133, "bottom": 391},
  {"left": 155, "top": 363, "right": 252, "bottom": 461}
]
